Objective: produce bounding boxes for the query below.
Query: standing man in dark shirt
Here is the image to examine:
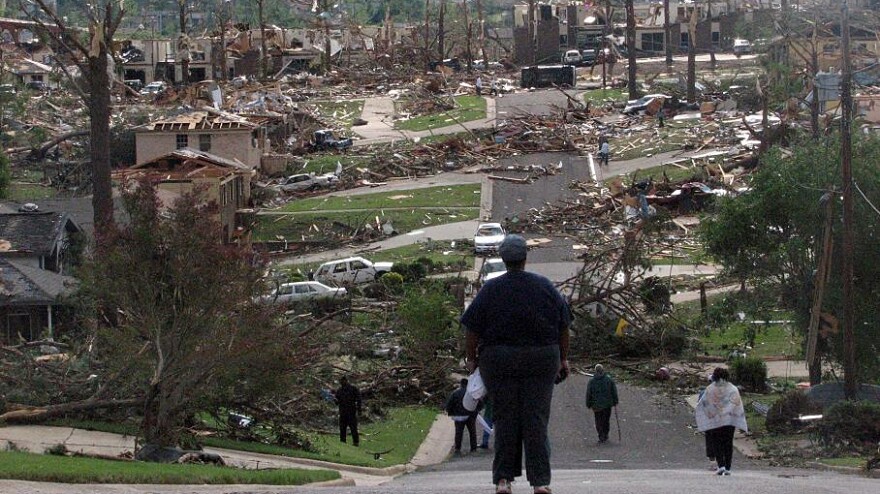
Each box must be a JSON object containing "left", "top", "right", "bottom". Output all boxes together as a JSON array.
[
  {"left": 335, "top": 376, "right": 362, "bottom": 446},
  {"left": 461, "top": 235, "right": 572, "bottom": 494}
]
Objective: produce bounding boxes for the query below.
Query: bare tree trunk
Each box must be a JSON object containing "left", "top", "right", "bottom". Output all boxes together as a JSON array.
[
  {"left": 625, "top": 0, "right": 638, "bottom": 98},
  {"left": 664, "top": 0, "right": 672, "bottom": 65},
  {"left": 323, "top": 1, "right": 332, "bottom": 74},
  {"left": 218, "top": 2, "right": 228, "bottom": 81},
  {"left": 810, "top": 17, "right": 820, "bottom": 139},
  {"left": 424, "top": 0, "right": 432, "bottom": 68},
  {"left": 707, "top": 0, "right": 716, "bottom": 70},
  {"left": 178, "top": 1, "right": 189, "bottom": 84},
  {"left": 438, "top": 0, "right": 446, "bottom": 59},
  {"left": 687, "top": 10, "right": 697, "bottom": 103},
  {"left": 475, "top": 0, "right": 488, "bottom": 66},
  {"left": 527, "top": 0, "right": 535, "bottom": 65},
  {"left": 259, "top": 0, "right": 269, "bottom": 78},
  {"left": 462, "top": 0, "right": 472, "bottom": 71}
]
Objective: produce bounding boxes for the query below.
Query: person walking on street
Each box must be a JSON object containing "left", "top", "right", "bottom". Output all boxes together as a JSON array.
[
  {"left": 446, "top": 378, "right": 479, "bottom": 455},
  {"left": 699, "top": 373, "right": 717, "bottom": 470},
  {"left": 476, "top": 75, "right": 483, "bottom": 96},
  {"left": 696, "top": 367, "right": 748, "bottom": 476},
  {"left": 335, "top": 376, "right": 362, "bottom": 446},
  {"left": 585, "top": 364, "right": 619, "bottom": 444},
  {"left": 462, "top": 234, "right": 572, "bottom": 494},
  {"left": 598, "top": 141, "right": 610, "bottom": 167}
]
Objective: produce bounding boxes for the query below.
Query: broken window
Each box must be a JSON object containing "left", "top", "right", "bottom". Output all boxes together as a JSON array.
[
  {"left": 641, "top": 33, "right": 664, "bottom": 53},
  {"left": 176, "top": 134, "right": 188, "bottom": 149},
  {"left": 278, "top": 285, "right": 293, "bottom": 295},
  {"left": 711, "top": 32, "right": 720, "bottom": 50},
  {"left": 199, "top": 134, "right": 211, "bottom": 152},
  {"left": 333, "top": 263, "right": 348, "bottom": 274},
  {"left": 680, "top": 32, "right": 690, "bottom": 50}
]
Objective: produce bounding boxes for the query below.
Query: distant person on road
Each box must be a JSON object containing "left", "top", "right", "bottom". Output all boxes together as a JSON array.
[
  {"left": 335, "top": 376, "right": 362, "bottom": 446},
  {"left": 585, "top": 364, "right": 619, "bottom": 444},
  {"left": 446, "top": 378, "right": 479, "bottom": 455},
  {"left": 461, "top": 234, "right": 572, "bottom": 494},
  {"left": 696, "top": 367, "right": 748, "bottom": 476},
  {"left": 598, "top": 141, "right": 610, "bottom": 167},
  {"left": 491, "top": 79, "right": 498, "bottom": 97},
  {"left": 476, "top": 75, "right": 483, "bottom": 96}
]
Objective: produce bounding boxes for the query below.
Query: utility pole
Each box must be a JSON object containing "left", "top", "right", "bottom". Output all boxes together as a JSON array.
[
  {"left": 840, "top": 0, "right": 856, "bottom": 400},
  {"left": 663, "top": 0, "right": 671, "bottom": 66}
]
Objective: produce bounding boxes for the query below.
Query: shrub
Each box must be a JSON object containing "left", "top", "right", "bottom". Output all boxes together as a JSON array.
[
  {"left": 391, "top": 262, "right": 427, "bottom": 282},
  {"left": 817, "top": 400, "right": 880, "bottom": 453},
  {"left": 766, "top": 390, "right": 822, "bottom": 434},
  {"left": 730, "top": 356, "right": 767, "bottom": 392}
]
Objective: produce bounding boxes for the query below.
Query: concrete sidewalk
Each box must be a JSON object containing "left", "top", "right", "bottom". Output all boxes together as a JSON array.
[{"left": 352, "top": 96, "right": 497, "bottom": 146}]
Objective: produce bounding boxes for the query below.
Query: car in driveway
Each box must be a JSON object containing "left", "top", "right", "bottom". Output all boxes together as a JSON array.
[
  {"left": 562, "top": 50, "right": 582, "bottom": 65},
  {"left": 274, "top": 172, "right": 339, "bottom": 193},
  {"left": 622, "top": 93, "right": 671, "bottom": 115},
  {"left": 733, "top": 39, "right": 753, "bottom": 56},
  {"left": 478, "top": 257, "right": 507, "bottom": 285},
  {"left": 259, "top": 281, "right": 346, "bottom": 305},
  {"left": 474, "top": 222, "right": 506, "bottom": 255},
  {"left": 313, "top": 256, "right": 394, "bottom": 286}
]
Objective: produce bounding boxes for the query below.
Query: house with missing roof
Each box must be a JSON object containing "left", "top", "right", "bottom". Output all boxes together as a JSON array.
[
  {"left": 0, "top": 212, "right": 82, "bottom": 344},
  {"left": 116, "top": 149, "right": 253, "bottom": 243},
  {"left": 134, "top": 110, "right": 267, "bottom": 171}
]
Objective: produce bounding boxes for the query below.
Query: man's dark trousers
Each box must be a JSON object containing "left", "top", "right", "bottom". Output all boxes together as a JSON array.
[
  {"left": 593, "top": 408, "right": 612, "bottom": 442},
  {"left": 340, "top": 412, "right": 359, "bottom": 446},
  {"left": 454, "top": 416, "right": 478, "bottom": 452},
  {"left": 480, "top": 344, "right": 559, "bottom": 487}
]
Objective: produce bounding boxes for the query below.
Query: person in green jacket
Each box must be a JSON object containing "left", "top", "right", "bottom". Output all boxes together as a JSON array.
[{"left": 585, "top": 364, "right": 619, "bottom": 444}]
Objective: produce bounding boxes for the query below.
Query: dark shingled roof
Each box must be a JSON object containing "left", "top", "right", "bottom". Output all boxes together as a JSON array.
[
  {"left": 0, "top": 258, "right": 76, "bottom": 305},
  {"left": 0, "top": 212, "right": 79, "bottom": 256}
]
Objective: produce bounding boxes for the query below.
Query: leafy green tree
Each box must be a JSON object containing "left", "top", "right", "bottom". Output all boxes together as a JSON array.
[
  {"left": 396, "top": 280, "right": 458, "bottom": 360},
  {"left": 701, "top": 135, "right": 880, "bottom": 381},
  {"left": 80, "top": 182, "right": 292, "bottom": 447}
]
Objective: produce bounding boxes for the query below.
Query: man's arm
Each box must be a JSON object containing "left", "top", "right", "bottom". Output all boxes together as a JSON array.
[{"left": 465, "top": 328, "right": 479, "bottom": 373}]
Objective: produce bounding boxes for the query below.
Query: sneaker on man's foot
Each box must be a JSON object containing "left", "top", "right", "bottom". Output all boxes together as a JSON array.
[
  {"left": 722, "top": 469, "right": 731, "bottom": 476},
  {"left": 716, "top": 467, "right": 726, "bottom": 475},
  {"left": 496, "top": 479, "right": 512, "bottom": 494}
]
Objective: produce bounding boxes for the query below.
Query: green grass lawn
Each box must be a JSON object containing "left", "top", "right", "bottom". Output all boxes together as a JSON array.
[
  {"left": 45, "top": 407, "right": 438, "bottom": 468},
  {"left": 395, "top": 96, "right": 487, "bottom": 132},
  {"left": 0, "top": 450, "right": 339, "bottom": 484},
  {"left": 698, "top": 323, "right": 801, "bottom": 359},
  {"left": 253, "top": 208, "right": 477, "bottom": 242},
  {"left": 369, "top": 241, "right": 474, "bottom": 268},
  {"left": 818, "top": 457, "right": 867, "bottom": 469},
  {"left": 583, "top": 88, "right": 627, "bottom": 105},
  {"left": 307, "top": 100, "right": 365, "bottom": 129},
  {"left": 276, "top": 184, "right": 481, "bottom": 213},
  {"left": 5, "top": 183, "right": 57, "bottom": 201}
]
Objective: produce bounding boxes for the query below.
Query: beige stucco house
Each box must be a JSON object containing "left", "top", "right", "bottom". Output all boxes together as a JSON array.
[{"left": 134, "top": 110, "right": 267, "bottom": 171}]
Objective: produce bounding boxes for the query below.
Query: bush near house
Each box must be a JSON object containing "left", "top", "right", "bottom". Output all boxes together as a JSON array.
[
  {"left": 765, "top": 390, "right": 822, "bottom": 434},
  {"left": 730, "top": 356, "right": 768, "bottom": 392},
  {"left": 817, "top": 401, "right": 880, "bottom": 454}
]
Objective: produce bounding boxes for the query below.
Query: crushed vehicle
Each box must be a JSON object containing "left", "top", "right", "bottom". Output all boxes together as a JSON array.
[
  {"left": 311, "top": 129, "right": 353, "bottom": 151},
  {"left": 622, "top": 94, "right": 671, "bottom": 115},
  {"left": 274, "top": 172, "right": 339, "bottom": 193},
  {"left": 313, "top": 256, "right": 393, "bottom": 286},
  {"left": 474, "top": 222, "right": 506, "bottom": 255},
  {"left": 258, "top": 281, "right": 347, "bottom": 305}
]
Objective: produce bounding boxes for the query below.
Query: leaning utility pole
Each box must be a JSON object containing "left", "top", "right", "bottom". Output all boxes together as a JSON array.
[
  {"left": 663, "top": 0, "right": 672, "bottom": 65},
  {"left": 625, "top": 0, "right": 638, "bottom": 99},
  {"left": 840, "top": 0, "right": 856, "bottom": 400}
]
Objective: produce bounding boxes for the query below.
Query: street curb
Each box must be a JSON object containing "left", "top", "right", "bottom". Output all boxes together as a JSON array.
[
  {"left": 806, "top": 461, "right": 879, "bottom": 478},
  {"left": 309, "top": 477, "right": 357, "bottom": 487},
  {"left": 206, "top": 447, "right": 407, "bottom": 477}
]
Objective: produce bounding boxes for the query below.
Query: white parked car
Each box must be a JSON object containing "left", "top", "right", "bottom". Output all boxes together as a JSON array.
[
  {"left": 139, "top": 81, "right": 166, "bottom": 96},
  {"left": 478, "top": 257, "right": 507, "bottom": 285},
  {"left": 275, "top": 173, "right": 339, "bottom": 193},
  {"left": 562, "top": 49, "right": 582, "bottom": 65},
  {"left": 313, "top": 256, "right": 394, "bottom": 286},
  {"left": 260, "top": 281, "right": 346, "bottom": 305},
  {"left": 474, "top": 222, "right": 506, "bottom": 255},
  {"left": 733, "top": 39, "right": 752, "bottom": 56}
]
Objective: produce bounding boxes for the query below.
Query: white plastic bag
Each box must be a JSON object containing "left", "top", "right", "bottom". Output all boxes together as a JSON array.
[{"left": 463, "top": 369, "right": 486, "bottom": 411}]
